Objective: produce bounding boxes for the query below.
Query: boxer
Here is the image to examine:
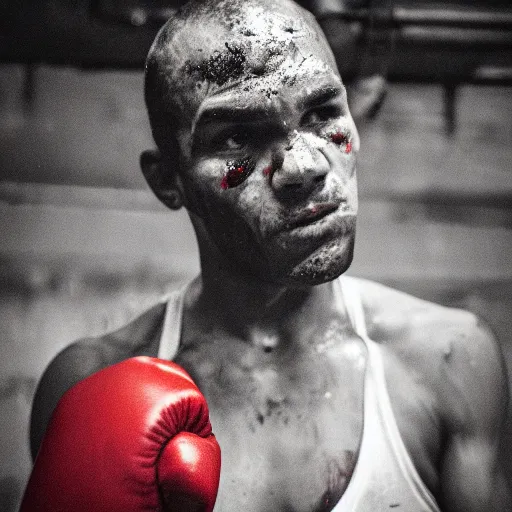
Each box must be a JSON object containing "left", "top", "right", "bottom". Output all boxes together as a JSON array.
[{"left": 27, "top": 0, "right": 510, "bottom": 510}]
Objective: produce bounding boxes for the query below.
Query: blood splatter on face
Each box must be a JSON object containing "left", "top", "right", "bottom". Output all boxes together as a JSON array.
[
  {"left": 221, "top": 158, "right": 253, "bottom": 189},
  {"left": 330, "top": 132, "right": 352, "bottom": 154},
  {"left": 262, "top": 165, "right": 272, "bottom": 177}
]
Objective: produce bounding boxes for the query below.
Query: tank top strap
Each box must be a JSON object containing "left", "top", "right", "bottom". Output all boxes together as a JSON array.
[
  {"left": 337, "top": 276, "right": 369, "bottom": 340},
  {"left": 157, "top": 282, "right": 190, "bottom": 360},
  {"left": 336, "top": 276, "right": 440, "bottom": 511}
]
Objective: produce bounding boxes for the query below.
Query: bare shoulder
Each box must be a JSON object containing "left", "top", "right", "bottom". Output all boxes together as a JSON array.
[
  {"left": 30, "top": 300, "right": 167, "bottom": 460},
  {"left": 352, "top": 276, "right": 508, "bottom": 430},
  {"left": 351, "top": 276, "right": 500, "bottom": 355}
]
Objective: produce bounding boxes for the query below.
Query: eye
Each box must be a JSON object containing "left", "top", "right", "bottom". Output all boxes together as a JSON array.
[
  {"left": 302, "top": 105, "right": 340, "bottom": 126},
  {"left": 215, "top": 131, "right": 250, "bottom": 151}
]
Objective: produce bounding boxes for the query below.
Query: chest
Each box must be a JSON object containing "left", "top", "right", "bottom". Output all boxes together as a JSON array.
[
  {"left": 173, "top": 332, "right": 442, "bottom": 510},
  {"left": 176, "top": 332, "right": 366, "bottom": 511}
]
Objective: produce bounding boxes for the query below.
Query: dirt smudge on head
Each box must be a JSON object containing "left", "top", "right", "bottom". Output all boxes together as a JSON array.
[{"left": 185, "top": 42, "right": 247, "bottom": 86}]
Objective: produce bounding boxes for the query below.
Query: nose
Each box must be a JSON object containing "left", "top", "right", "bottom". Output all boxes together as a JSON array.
[{"left": 270, "top": 135, "right": 329, "bottom": 201}]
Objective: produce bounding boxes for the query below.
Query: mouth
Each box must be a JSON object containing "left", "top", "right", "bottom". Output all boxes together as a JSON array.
[{"left": 284, "top": 202, "right": 341, "bottom": 230}]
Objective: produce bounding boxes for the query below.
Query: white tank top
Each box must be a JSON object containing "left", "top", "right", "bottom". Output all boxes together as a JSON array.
[{"left": 157, "top": 277, "right": 441, "bottom": 512}]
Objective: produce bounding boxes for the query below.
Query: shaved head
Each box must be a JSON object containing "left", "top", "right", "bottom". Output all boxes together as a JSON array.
[
  {"left": 142, "top": 0, "right": 358, "bottom": 286},
  {"left": 144, "top": 0, "right": 337, "bottom": 159}
]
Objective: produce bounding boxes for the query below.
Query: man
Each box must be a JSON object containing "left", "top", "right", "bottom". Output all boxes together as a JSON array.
[{"left": 27, "top": 0, "right": 510, "bottom": 510}]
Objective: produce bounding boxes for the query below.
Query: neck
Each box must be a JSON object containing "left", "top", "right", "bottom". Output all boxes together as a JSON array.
[{"left": 191, "top": 234, "right": 339, "bottom": 343}]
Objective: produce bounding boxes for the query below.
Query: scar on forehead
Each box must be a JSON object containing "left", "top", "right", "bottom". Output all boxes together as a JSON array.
[{"left": 185, "top": 42, "right": 247, "bottom": 86}]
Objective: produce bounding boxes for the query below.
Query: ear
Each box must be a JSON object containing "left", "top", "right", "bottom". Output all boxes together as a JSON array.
[{"left": 140, "top": 149, "right": 184, "bottom": 210}]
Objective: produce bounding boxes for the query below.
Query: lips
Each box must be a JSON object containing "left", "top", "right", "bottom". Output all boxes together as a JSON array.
[{"left": 284, "top": 202, "right": 340, "bottom": 230}]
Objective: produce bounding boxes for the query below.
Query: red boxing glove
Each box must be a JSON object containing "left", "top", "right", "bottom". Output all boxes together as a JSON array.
[{"left": 21, "top": 357, "right": 221, "bottom": 512}]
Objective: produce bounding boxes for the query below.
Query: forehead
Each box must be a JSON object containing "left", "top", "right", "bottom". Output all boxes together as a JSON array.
[
  {"left": 193, "top": 70, "right": 344, "bottom": 135},
  {"left": 165, "top": 3, "right": 339, "bottom": 124}
]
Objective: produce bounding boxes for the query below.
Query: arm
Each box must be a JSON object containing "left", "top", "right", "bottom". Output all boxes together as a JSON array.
[
  {"left": 438, "top": 313, "right": 511, "bottom": 512},
  {"left": 30, "top": 340, "right": 108, "bottom": 460},
  {"left": 30, "top": 301, "right": 165, "bottom": 459}
]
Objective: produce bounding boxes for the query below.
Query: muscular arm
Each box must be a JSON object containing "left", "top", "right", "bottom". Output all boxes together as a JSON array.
[
  {"left": 29, "top": 302, "right": 166, "bottom": 460},
  {"left": 438, "top": 313, "right": 511, "bottom": 512},
  {"left": 29, "top": 340, "right": 108, "bottom": 460}
]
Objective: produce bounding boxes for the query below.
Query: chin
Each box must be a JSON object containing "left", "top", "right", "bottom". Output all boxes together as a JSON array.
[
  {"left": 286, "top": 234, "right": 355, "bottom": 286},
  {"left": 211, "top": 217, "right": 356, "bottom": 287}
]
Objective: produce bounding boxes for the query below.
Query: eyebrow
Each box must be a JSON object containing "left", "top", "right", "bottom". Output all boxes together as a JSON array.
[
  {"left": 300, "top": 85, "right": 344, "bottom": 111},
  {"left": 194, "top": 105, "right": 269, "bottom": 128},
  {"left": 191, "top": 83, "right": 345, "bottom": 137}
]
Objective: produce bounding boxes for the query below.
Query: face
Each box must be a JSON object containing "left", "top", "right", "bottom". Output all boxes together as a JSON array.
[{"left": 161, "top": 5, "right": 359, "bottom": 286}]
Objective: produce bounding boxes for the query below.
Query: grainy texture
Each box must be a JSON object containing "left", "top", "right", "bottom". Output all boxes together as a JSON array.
[
  {"left": 0, "top": 64, "right": 510, "bottom": 510},
  {"left": 185, "top": 43, "right": 247, "bottom": 86}
]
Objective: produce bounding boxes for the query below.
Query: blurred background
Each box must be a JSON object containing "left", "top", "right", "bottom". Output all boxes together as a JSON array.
[{"left": 1, "top": 0, "right": 511, "bottom": 510}]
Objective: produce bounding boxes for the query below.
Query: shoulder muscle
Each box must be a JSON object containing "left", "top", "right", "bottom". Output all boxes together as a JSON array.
[
  {"left": 30, "top": 339, "right": 113, "bottom": 461},
  {"left": 438, "top": 311, "right": 507, "bottom": 435},
  {"left": 354, "top": 277, "right": 507, "bottom": 433},
  {"left": 30, "top": 300, "right": 168, "bottom": 460}
]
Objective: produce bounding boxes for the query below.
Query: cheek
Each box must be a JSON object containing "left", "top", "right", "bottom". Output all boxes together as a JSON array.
[
  {"left": 345, "top": 176, "right": 358, "bottom": 203},
  {"left": 182, "top": 161, "right": 237, "bottom": 218},
  {"left": 317, "top": 124, "right": 358, "bottom": 181},
  {"left": 215, "top": 170, "right": 266, "bottom": 234},
  {"left": 192, "top": 156, "right": 278, "bottom": 240},
  {"left": 220, "top": 158, "right": 254, "bottom": 190},
  {"left": 329, "top": 131, "right": 352, "bottom": 154}
]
